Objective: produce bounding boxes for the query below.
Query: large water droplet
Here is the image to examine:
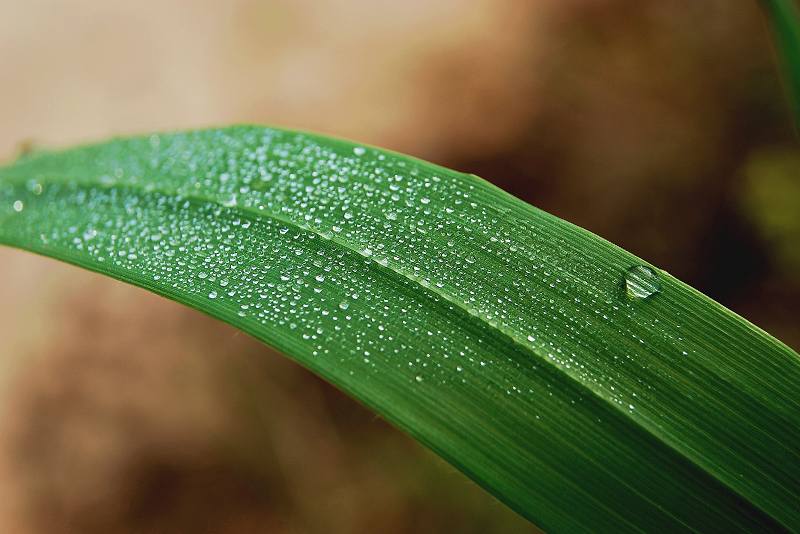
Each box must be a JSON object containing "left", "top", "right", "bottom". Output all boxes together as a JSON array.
[{"left": 624, "top": 265, "right": 661, "bottom": 300}]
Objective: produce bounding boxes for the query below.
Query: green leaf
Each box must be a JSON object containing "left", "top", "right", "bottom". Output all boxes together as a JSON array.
[
  {"left": 0, "top": 127, "right": 797, "bottom": 532},
  {"left": 762, "top": 0, "right": 800, "bottom": 128}
]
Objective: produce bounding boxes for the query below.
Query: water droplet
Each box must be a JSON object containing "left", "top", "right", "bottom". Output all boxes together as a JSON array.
[
  {"left": 624, "top": 265, "right": 661, "bottom": 300},
  {"left": 415, "top": 375, "right": 423, "bottom": 383},
  {"left": 208, "top": 291, "right": 218, "bottom": 299},
  {"left": 338, "top": 301, "right": 349, "bottom": 310},
  {"left": 12, "top": 200, "right": 23, "bottom": 212},
  {"left": 353, "top": 146, "right": 366, "bottom": 156},
  {"left": 385, "top": 211, "right": 397, "bottom": 221}
]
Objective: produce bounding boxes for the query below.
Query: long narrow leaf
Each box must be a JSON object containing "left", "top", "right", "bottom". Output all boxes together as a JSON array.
[
  {"left": 0, "top": 127, "right": 797, "bottom": 532},
  {"left": 762, "top": 0, "right": 800, "bottom": 127}
]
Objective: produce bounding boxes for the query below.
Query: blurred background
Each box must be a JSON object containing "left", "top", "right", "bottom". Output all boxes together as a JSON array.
[{"left": 0, "top": 1, "right": 797, "bottom": 532}]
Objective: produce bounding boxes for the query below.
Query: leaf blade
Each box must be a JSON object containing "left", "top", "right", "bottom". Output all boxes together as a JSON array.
[
  {"left": 762, "top": 0, "right": 800, "bottom": 128},
  {"left": 0, "top": 127, "right": 797, "bottom": 532}
]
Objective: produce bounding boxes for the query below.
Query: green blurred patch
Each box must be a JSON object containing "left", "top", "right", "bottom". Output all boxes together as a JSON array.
[{"left": 741, "top": 147, "right": 800, "bottom": 274}]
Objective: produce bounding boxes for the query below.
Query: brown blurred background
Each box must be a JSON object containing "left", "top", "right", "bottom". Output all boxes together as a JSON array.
[{"left": 0, "top": 1, "right": 798, "bottom": 532}]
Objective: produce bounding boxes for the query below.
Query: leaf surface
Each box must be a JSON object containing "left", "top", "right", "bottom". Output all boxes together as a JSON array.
[{"left": 0, "top": 127, "right": 797, "bottom": 532}]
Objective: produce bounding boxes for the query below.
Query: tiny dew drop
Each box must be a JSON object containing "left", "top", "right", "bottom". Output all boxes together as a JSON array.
[
  {"left": 624, "top": 265, "right": 661, "bottom": 300},
  {"left": 353, "top": 146, "right": 366, "bottom": 156},
  {"left": 208, "top": 291, "right": 218, "bottom": 299},
  {"left": 338, "top": 300, "right": 350, "bottom": 310},
  {"left": 12, "top": 200, "right": 23, "bottom": 212}
]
